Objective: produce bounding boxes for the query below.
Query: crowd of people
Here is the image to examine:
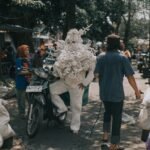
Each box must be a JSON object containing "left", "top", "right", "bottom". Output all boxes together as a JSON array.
[{"left": 0, "top": 28, "right": 149, "bottom": 150}]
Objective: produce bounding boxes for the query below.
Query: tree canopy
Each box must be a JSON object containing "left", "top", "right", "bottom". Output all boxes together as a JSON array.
[{"left": 0, "top": 0, "right": 149, "bottom": 43}]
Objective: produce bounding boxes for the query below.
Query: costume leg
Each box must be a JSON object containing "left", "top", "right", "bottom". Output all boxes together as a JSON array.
[
  {"left": 69, "top": 87, "right": 84, "bottom": 131},
  {"left": 49, "top": 80, "right": 68, "bottom": 113}
]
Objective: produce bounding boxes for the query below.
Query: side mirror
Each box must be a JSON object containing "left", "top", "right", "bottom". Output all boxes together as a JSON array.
[{"left": 43, "top": 66, "right": 49, "bottom": 73}]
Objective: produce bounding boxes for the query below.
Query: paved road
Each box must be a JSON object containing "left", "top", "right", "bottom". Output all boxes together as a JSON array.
[{"left": 3, "top": 71, "right": 149, "bottom": 150}]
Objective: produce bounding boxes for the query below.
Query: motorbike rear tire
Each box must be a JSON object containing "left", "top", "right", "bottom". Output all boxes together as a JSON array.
[{"left": 26, "top": 103, "right": 43, "bottom": 138}]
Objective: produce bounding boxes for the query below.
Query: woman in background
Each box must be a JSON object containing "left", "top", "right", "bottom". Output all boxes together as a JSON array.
[{"left": 15, "top": 44, "right": 31, "bottom": 119}]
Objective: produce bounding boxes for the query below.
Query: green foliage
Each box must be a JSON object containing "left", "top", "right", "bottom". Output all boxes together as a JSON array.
[
  {"left": 76, "top": 6, "right": 89, "bottom": 28},
  {"left": 120, "top": 0, "right": 149, "bottom": 46},
  {"left": 0, "top": 0, "right": 148, "bottom": 42},
  {"left": 12, "top": 0, "right": 45, "bottom": 8},
  {"left": 76, "top": 0, "right": 126, "bottom": 41},
  {"left": 130, "top": 19, "right": 149, "bottom": 39}
]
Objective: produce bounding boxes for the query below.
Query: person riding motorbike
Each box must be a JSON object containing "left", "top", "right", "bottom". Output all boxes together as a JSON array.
[
  {"left": 49, "top": 29, "right": 96, "bottom": 134},
  {"left": 32, "top": 45, "right": 48, "bottom": 68}
]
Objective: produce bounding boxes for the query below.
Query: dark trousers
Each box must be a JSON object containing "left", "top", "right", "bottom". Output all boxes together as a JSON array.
[
  {"left": 141, "top": 130, "right": 150, "bottom": 142},
  {"left": 16, "top": 89, "right": 27, "bottom": 115},
  {"left": 103, "top": 101, "right": 123, "bottom": 144}
]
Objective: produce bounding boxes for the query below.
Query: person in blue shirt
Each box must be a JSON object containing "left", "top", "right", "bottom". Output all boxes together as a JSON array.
[
  {"left": 95, "top": 34, "right": 141, "bottom": 150},
  {"left": 32, "top": 45, "right": 47, "bottom": 68},
  {"left": 15, "top": 44, "right": 31, "bottom": 119}
]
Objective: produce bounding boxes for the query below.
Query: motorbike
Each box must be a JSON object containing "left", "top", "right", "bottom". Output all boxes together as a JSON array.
[
  {"left": 26, "top": 52, "right": 89, "bottom": 138},
  {"left": 26, "top": 67, "right": 60, "bottom": 138},
  {"left": 25, "top": 66, "right": 89, "bottom": 138},
  {"left": 137, "top": 53, "right": 145, "bottom": 73},
  {"left": 142, "top": 51, "right": 150, "bottom": 79},
  {"left": 137, "top": 52, "right": 147, "bottom": 73}
]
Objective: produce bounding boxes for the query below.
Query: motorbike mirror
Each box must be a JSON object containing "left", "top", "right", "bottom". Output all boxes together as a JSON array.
[{"left": 43, "top": 66, "right": 49, "bottom": 73}]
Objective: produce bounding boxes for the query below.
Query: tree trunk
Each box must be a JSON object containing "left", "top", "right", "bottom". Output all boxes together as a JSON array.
[
  {"left": 124, "top": 0, "right": 132, "bottom": 47},
  {"left": 63, "top": 0, "right": 76, "bottom": 39}
]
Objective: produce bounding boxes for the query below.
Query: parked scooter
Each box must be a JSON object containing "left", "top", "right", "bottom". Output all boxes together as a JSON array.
[
  {"left": 137, "top": 52, "right": 147, "bottom": 73},
  {"left": 142, "top": 51, "right": 150, "bottom": 79}
]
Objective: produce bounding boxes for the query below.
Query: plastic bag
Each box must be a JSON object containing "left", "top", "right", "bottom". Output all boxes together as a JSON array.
[
  {"left": 0, "top": 124, "right": 15, "bottom": 139},
  {"left": 0, "top": 99, "right": 10, "bottom": 126},
  {"left": 0, "top": 135, "right": 3, "bottom": 148},
  {"left": 138, "top": 87, "right": 150, "bottom": 130},
  {"left": 142, "top": 87, "right": 150, "bottom": 106},
  {"left": 138, "top": 105, "right": 150, "bottom": 130},
  {"left": 0, "top": 99, "right": 15, "bottom": 148}
]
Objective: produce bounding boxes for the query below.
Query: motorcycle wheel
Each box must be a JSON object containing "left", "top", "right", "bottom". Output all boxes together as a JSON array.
[{"left": 26, "top": 103, "right": 43, "bottom": 138}]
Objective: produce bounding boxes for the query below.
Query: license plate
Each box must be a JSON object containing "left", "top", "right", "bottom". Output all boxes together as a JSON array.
[{"left": 26, "top": 86, "right": 43, "bottom": 92}]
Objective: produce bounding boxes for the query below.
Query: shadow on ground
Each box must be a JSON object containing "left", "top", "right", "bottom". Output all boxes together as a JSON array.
[{"left": 3, "top": 93, "right": 146, "bottom": 150}]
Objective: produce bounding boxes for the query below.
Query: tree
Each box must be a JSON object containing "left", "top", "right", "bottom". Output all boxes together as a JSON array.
[
  {"left": 120, "top": 0, "right": 149, "bottom": 46},
  {"left": 123, "top": 0, "right": 133, "bottom": 46},
  {"left": 62, "top": 0, "right": 76, "bottom": 39},
  {"left": 2, "top": 0, "right": 148, "bottom": 44}
]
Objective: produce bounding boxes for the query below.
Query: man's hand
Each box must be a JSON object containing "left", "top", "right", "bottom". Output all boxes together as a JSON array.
[
  {"left": 135, "top": 90, "right": 141, "bottom": 100},
  {"left": 127, "top": 76, "right": 142, "bottom": 100},
  {"left": 78, "top": 83, "right": 85, "bottom": 90}
]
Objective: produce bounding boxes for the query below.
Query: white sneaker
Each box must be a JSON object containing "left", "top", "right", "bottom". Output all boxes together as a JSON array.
[
  {"left": 70, "top": 129, "right": 79, "bottom": 134},
  {"left": 59, "top": 113, "right": 66, "bottom": 121},
  {"left": 57, "top": 111, "right": 67, "bottom": 122}
]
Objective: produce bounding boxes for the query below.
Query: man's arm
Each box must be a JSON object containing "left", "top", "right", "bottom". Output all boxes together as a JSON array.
[{"left": 127, "top": 75, "right": 141, "bottom": 99}]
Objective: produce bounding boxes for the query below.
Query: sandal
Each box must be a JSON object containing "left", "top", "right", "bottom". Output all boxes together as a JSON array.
[
  {"left": 109, "top": 144, "right": 124, "bottom": 150},
  {"left": 101, "top": 143, "right": 109, "bottom": 150}
]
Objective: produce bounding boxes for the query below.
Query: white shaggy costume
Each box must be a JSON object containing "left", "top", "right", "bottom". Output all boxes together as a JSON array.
[
  {"left": 50, "top": 29, "right": 96, "bottom": 132},
  {"left": 0, "top": 99, "right": 15, "bottom": 148}
]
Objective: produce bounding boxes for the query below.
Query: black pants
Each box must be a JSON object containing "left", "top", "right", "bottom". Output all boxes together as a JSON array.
[
  {"left": 141, "top": 130, "right": 150, "bottom": 142},
  {"left": 103, "top": 101, "right": 123, "bottom": 144}
]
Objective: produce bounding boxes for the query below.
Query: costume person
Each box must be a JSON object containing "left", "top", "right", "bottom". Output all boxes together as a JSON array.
[{"left": 49, "top": 29, "right": 96, "bottom": 133}]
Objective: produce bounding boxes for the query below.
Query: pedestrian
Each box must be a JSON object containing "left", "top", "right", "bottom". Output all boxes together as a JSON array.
[
  {"left": 120, "top": 40, "right": 132, "bottom": 62},
  {"left": 4, "top": 41, "right": 16, "bottom": 65},
  {"left": 2, "top": 42, "right": 16, "bottom": 78},
  {"left": 50, "top": 29, "right": 96, "bottom": 134},
  {"left": 15, "top": 44, "right": 31, "bottom": 119},
  {"left": 32, "top": 45, "right": 47, "bottom": 68},
  {"left": 94, "top": 34, "right": 141, "bottom": 150}
]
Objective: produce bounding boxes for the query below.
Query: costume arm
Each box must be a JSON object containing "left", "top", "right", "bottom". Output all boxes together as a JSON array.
[{"left": 82, "top": 61, "right": 96, "bottom": 86}]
